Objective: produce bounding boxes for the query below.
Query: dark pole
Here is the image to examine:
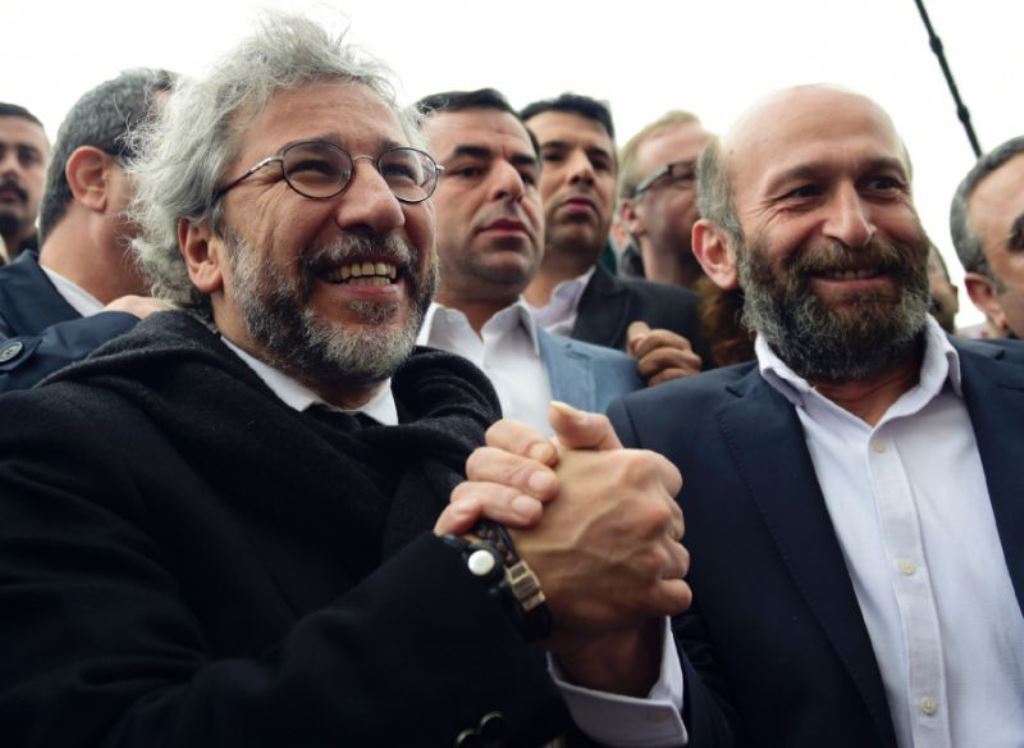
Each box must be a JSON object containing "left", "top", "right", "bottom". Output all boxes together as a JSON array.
[{"left": 913, "top": 0, "right": 983, "bottom": 158}]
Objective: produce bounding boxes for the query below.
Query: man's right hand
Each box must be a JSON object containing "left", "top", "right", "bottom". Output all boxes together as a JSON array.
[
  {"left": 104, "top": 295, "right": 170, "bottom": 319},
  {"left": 462, "top": 403, "right": 690, "bottom": 646}
]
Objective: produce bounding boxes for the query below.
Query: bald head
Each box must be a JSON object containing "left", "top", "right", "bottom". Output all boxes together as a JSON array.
[
  {"left": 691, "top": 84, "right": 930, "bottom": 384},
  {"left": 697, "top": 86, "right": 912, "bottom": 248}
]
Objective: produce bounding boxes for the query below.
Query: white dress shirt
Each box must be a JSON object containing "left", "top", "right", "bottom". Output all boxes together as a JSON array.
[
  {"left": 222, "top": 334, "right": 687, "bottom": 746},
  {"left": 527, "top": 267, "right": 595, "bottom": 338},
  {"left": 418, "top": 300, "right": 554, "bottom": 435},
  {"left": 41, "top": 264, "right": 105, "bottom": 317},
  {"left": 756, "top": 318, "right": 1024, "bottom": 748}
]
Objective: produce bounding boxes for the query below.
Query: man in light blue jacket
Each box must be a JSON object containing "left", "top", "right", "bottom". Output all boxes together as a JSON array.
[{"left": 417, "top": 88, "right": 642, "bottom": 434}]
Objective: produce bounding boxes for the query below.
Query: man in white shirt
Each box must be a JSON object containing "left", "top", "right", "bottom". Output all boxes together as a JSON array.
[
  {"left": 464, "top": 84, "right": 1024, "bottom": 746},
  {"left": 0, "top": 69, "right": 171, "bottom": 391},
  {"left": 416, "top": 88, "right": 642, "bottom": 434},
  {"left": 0, "top": 15, "right": 690, "bottom": 747}
]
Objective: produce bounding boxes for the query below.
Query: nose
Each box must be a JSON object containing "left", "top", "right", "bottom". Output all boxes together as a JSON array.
[
  {"left": 333, "top": 158, "right": 405, "bottom": 234},
  {"left": 823, "top": 183, "right": 875, "bottom": 248},
  {"left": 565, "top": 149, "right": 595, "bottom": 187},
  {"left": 490, "top": 161, "right": 527, "bottom": 202},
  {"left": 0, "top": 148, "right": 20, "bottom": 176}
]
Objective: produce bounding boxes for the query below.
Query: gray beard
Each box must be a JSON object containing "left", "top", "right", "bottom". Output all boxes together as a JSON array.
[
  {"left": 738, "top": 236, "right": 931, "bottom": 383},
  {"left": 226, "top": 229, "right": 437, "bottom": 392}
]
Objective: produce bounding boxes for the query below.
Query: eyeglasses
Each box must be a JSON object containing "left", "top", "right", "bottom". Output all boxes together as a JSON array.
[
  {"left": 631, "top": 160, "right": 697, "bottom": 198},
  {"left": 213, "top": 141, "right": 443, "bottom": 204}
]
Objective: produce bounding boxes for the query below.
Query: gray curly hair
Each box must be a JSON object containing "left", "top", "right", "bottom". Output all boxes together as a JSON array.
[{"left": 129, "top": 13, "right": 420, "bottom": 320}]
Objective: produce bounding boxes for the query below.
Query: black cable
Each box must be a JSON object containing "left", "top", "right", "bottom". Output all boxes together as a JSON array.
[{"left": 913, "top": 0, "right": 983, "bottom": 158}]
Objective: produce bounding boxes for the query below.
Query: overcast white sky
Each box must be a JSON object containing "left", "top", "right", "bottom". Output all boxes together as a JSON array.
[{"left": 6, "top": 0, "right": 1022, "bottom": 326}]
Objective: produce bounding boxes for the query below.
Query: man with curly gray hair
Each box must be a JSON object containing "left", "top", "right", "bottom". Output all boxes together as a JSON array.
[{"left": 0, "top": 14, "right": 694, "bottom": 748}]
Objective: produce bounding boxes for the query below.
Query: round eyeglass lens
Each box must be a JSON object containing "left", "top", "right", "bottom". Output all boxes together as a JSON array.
[
  {"left": 379, "top": 148, "right": 436, "bottom": 202},
  {"left": 282, "top": 142, "right": 351, "bottom": 198}
]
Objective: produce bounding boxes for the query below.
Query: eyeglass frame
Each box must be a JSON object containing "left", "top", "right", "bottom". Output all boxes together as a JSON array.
[
  {"left": 212, "top": 140, "right": 444, "bottom": 204},
  {"left": 630, "top": 160, "right": 698, "bottom": 199}
]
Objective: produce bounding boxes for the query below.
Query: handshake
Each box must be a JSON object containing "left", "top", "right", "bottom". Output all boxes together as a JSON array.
[{"left": 435, "top": 401, "right": 691, "bottom": 696}]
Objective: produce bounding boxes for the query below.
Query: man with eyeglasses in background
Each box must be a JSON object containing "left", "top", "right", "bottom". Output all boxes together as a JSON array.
[
  {"left": 0, "top": 16, "right": 692, "bottom": 747},
  {"left": 0, "top": 70, "right": 171, "bottom": 391},
  {"left": 617, "top": 111, "right": 713, "bottom": 290}
]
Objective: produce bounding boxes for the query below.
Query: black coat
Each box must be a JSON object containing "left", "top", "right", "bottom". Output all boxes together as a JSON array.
[
  {"left": 573, "top": 264, "right": 709, "bottom": 363},
  {"left": 0, "top": 251, "right": 137, "bottom": 391},
  {"left": 0, "top": 312, "right": 568, "bottom": 747}
]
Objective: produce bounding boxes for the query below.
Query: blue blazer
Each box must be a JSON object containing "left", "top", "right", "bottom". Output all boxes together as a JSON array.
[
  {"left": 0, "top": 252, "right": 137, "bottom": 391},
  {"left": 608, "top": 337, "right": 1024, "bottom": 747},
  {"left": 537, "top": 327, "right": 642, "bottom": 416}
]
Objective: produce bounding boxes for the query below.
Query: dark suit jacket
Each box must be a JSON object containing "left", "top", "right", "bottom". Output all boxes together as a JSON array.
[
  {"left": 608, "top": 337, "right": 1024, "bottom": 747},
  {"left": 0, "top": 250, "right": 137, "bottom": 390},
  {"left": 572, "top": 263, "right": 709, "bottom": 363}
]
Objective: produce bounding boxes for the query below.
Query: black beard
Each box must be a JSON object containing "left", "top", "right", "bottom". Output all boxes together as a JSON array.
[
  {"left": 738, "top": 236, "right": 931, "bottom": 383},
  {"left": 226, "top": 229, "right": 437, "bottom": 392},
  {"left": 0, "top": 212, "right": 20, "bottom": 239}
]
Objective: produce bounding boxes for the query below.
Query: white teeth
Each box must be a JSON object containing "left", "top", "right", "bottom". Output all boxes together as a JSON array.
[{"left": 321, "top": 261, "right": 398, "bottom": 284}]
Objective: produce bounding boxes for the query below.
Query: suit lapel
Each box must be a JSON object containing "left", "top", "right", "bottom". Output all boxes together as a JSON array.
[
  {"left": 0, "top": 252, "right": 80, "bottom": 335},
  {"left": 572, "top": 265, "right": 630, "bottom": 349},
  {"left": 537, "top": 330, "right": 596, "bottom": 412},
  {"left": 716, "top": 371, "right": 896, "bottom": 745},
  {"left": 957, "top": 342, "right": 1024, "bottom": 615}
]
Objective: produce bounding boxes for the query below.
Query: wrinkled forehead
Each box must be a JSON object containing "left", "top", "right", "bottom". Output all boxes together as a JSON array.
[
  {"left": 724, "top": 87, "right": 908, "bottom": 198},
  {"left": 230, "top": 81, "right": 413, "bottom": 163}
]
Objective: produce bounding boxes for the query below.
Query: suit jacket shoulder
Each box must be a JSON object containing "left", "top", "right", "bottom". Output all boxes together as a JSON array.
[
  {"left": 538, "top": 327, "right": 643, "bottom": 415},
  {"left": 0, "top": 251, "right": 137, "bottom": 391}
]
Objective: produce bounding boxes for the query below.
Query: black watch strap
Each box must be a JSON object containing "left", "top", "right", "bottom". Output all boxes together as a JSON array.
[{"left": 441, "top": 527, "right": 553, "bottom": 642}]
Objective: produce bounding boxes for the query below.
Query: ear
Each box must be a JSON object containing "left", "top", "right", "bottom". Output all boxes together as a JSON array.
[
  {"left": 692, "top": 218, "right": 739, "bottom": 290},
  {"left": 65, "top": 146, "right": 114, "bottom": 213},
  {"left": 620, "top": 198, "right": 643, "bottom": 237},
  {"left": 179, "top": 217, "right": 225, "bottom": 295},
  {"left": 963, "top": 272, "right": 1009, "bottom": 334}
]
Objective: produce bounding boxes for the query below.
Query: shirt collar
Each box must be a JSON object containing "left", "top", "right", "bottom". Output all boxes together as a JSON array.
[
  {"left": 420, "top": 298, "right": 541, "bottom": 355},
  {"left": 220, "top": 336, "right": 398, "bottom": 425},
  {"left": 755, "top": 315, "right": 963, "bottom": 410},
  {"left": 40, "top": 264, "right": 105, "bottom": 317},
  {"left": 526, "top": 266, "right": 596, "bottom": 323}
]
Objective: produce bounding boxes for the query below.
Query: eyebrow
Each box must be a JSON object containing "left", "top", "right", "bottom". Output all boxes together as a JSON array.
[
  {"left": 446, "top": 143, "right": 539, "bottom": 167},
  {"left": 276, "top": 134, "right": 405, "bottom": 154},
  {"left": 765, "top": 156, "right": 908, "bottom": 193}
]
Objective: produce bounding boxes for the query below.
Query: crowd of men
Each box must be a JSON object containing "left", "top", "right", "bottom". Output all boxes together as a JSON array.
[{"left": 0, "top": 12, "right": 1021, "bottom": 748}]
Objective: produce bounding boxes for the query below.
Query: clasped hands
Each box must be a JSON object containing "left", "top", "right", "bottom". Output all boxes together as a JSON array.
[{"left": 436, "top": 401, "right": 691, "bottom": 695}]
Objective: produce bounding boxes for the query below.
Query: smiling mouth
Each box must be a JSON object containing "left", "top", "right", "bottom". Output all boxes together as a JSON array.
[{"left": 318, "top": 260, "right": 399, "bottom": 286}]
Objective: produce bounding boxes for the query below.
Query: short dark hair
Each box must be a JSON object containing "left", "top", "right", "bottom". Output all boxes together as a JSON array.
[
  {"left": 0, "top": 102, "right": 45, "bottom": 130},
  {"left": 417, "top": 87, "right": 515, "bottom": 117},
  {"left": 39, "top": 68, "right": 176, "bottom": 240},
  {"left": 519, "top": 93, "right": 615, "bottom": 141},
  {"left": 416, "top": 87, "right": 539, "bottom": 159},
  {"left": 950, "top": 134, "right": 1024, "bottom": 282}
]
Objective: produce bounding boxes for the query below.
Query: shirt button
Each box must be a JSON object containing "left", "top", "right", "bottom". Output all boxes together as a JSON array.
[
  {"left": 920, "top": 697, "right": 938, "bottom": 716},
  {"left": 899, "top": 559, "right": 917, "bottom": 576},
  {"left": 646, "top": 709, "right": 672, "bottom": 723},
  {"left": 871, "top": 438, "right": 887, "bottom": 454}
]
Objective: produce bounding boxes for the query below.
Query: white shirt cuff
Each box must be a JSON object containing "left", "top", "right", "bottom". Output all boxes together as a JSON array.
[{"left": 549, "top": 617, "right": 688, "bottom": 746}]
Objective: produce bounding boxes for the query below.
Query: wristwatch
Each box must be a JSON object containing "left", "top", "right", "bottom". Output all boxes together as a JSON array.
[{"left": 441, "top": 522, "right": 553, "bottom": 642}]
